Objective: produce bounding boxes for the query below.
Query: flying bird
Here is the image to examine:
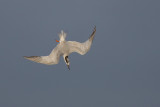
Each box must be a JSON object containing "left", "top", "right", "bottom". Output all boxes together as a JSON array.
[{"left": 24, "top": 26, "right": 96, "bottom": 70}]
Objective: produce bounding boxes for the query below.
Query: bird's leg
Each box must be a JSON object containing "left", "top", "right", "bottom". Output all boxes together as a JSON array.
[{"left": 65, "top": 56, "right": 70, "bottom": 70}]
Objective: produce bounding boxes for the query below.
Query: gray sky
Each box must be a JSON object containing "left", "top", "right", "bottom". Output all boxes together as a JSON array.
[{"left": 0, "top": 0, "right": 160, "bottom": 107}]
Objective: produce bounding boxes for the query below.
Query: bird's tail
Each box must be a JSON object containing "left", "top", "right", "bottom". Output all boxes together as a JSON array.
[{"left": 59, "top": 30, "right": 66, "bottom": 41}]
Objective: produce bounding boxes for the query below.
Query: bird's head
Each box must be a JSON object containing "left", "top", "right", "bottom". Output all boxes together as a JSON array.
[{"left": 63, "top": 55, "right": 70, "bottom": 70}]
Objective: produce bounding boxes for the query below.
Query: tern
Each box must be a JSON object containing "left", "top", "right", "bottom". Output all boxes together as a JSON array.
[{"left": 24, "top": 26, "right": 96, "bottom": 70}]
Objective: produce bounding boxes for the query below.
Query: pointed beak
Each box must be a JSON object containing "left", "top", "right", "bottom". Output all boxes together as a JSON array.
[
  {"left": 67, "top": 65, "right": 70, "bottom": 70},
  {"left": 56, "top": 40, "right": 59, "bottom": 42}
]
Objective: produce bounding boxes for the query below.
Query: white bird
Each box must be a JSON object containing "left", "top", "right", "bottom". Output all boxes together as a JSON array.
[{"left": 24, "top": 26, "right": 96, "bottom": 70}]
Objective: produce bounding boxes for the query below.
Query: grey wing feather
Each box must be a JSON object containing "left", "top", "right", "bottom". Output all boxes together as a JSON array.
[
  {"left": 67, "top": 26, "right": 96, "bottom": 55},
  {"left": 24, "top": 45, "right": 62, "bottom": 65},
  {"left": 23, "top": 56, "right": 53, "bottom": 65},
  {"left": 48, "top": 45, "right": 62, "bottom": 64}
]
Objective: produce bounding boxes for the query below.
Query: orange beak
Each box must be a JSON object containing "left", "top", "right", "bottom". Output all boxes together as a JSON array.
[{"left": 56, "top": 40, "right": 59, "bottom": 42}]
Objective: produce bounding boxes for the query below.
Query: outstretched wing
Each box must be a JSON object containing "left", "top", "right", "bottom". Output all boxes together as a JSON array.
[
  {"left": 24, "top": 45, "right": 62, "bottom": 65},
  {"left": 24, "top": 56, "right": 53, "bottom": 65},
  {"left": 67, "top": 26, "right": 96, "bottom": 55}
]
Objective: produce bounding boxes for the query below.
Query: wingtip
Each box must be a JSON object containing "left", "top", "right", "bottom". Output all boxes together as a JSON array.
[
  {"left": 23, "top": 56, "right": 28, "bottom": 58},
  {"left": 23, "top": 56, "right": 31, "bottom": 60},
  {"left": 93, "top": 26, "right": 96, "bottom": 32},
  {"left": 23, "top": 56, "right": 31, "bottom": 58},
  {"left": 23, "top": 56, "right": 39, "bottom": 60},
  {"left": 89, "top": 26, "right": 96, "bottom": 40}
]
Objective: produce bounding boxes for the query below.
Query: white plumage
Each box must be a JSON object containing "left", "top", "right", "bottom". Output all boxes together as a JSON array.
[{"left": 24, "top": 26, "right": 96, "bottom": 70}]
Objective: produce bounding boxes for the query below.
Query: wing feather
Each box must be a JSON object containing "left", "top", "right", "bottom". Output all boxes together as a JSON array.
[
  {"left": 24, "top": 45, "right": 62, "bottom": 65},
  {"left": 67, "top": 26, "right": 96, "bottom": 55}
]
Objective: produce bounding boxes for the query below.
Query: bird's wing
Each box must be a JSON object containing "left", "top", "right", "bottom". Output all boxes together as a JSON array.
[
  {"left": 48, "top": 44, "right": 62, "bottom": 64},
  {"left": 24, "top": 45, "right": 62, "bottom": 65},
  {"left": 67, "top": 26, "right": 96, "bottom": 55}
]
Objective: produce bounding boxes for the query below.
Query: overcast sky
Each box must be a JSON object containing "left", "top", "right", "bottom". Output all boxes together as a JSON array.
[{"left": 0, "top": 0, "right": 160, "bottom": 107}]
